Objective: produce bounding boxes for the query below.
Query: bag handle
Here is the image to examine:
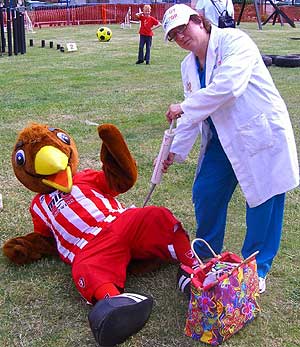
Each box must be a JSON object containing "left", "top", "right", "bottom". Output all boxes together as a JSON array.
[
  {"left": 191, "top": 238, "right": 259, "bottom": 268},
  {"left": 198, "top": 250, "right": 260, "bottom": 290},
  {"left": 229, "top": 250, "right": 259, "bottom": 273},
  {"left": 191, "top": 238, "right": 220, "bottom": 266},
  {"left": 220, "top": 9, "right": 230, "bottom": 16}
]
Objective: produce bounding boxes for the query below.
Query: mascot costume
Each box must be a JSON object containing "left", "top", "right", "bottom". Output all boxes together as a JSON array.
[{"left": 3, "top": 123, "right": 197, "bottom": 346}]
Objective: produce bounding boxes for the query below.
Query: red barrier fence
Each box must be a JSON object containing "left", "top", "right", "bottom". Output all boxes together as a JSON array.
[
  {"left": 28, "top": 4, "right": 170, "bottom": 27},
  {"left": 2, "top": 4, "right": 300, "bottom": 28}
]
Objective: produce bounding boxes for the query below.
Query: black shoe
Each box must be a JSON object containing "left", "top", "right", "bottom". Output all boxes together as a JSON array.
[
  {"left": 88, "top": 293, "right": 153, "bottom": 346},
  {"left": 177, "top": 266, "right": 191, "bottom": 300},
  {"left": 135, "top": 60, "right": 144, "bottom": 64},
  {"left": 146, "top": 61, "right": 150, "bottom": 65}
]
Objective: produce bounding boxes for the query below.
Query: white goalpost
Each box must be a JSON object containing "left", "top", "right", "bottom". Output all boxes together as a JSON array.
[
  {"left": 24, "top": 10, "right": 34, "bottom": 33},
  {"left": 121, "top": 7, "right": 132, "bottom": 29},
  {"left": 121, "top": 6, "right": 141, "bottom": 29}
]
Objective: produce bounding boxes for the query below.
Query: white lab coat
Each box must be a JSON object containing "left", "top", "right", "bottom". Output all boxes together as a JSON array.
[{"left": 171, "top": 26, "right": 299, "bottom": 208}]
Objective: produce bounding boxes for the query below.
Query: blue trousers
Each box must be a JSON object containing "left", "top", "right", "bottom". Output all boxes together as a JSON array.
[
  {"left": 138, "top": 35, "right": 152, "bottom": 63},
  {"left": 192, "top": 133, "right": 285, "bottom": 278}
]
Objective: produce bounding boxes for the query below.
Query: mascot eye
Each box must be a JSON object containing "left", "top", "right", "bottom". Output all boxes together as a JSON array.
[
  {"left": 15, "top": 150, "right": 26, "bottom": 166},
  {"left": 57, "top": 132, "right": 70, "bottom": 145}
]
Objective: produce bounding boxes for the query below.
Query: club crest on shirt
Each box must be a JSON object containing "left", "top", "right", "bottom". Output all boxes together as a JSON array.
[
  {"left": 78, "top": 277, "right": 86, "bottom": 288},
  {"left": 46, "top": 191, "right": 74, "bottom": 217},
  {"left": 185, "top": 249, "right": 194, "bottom": 259}
]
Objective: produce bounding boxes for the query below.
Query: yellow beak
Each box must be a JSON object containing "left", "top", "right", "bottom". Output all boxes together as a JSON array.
[
  {"left": 35, "top": 146, "right": 68, "bottom": 175},
  {"left": 34, "top": 146, "right": 73, "bottom": 193}
]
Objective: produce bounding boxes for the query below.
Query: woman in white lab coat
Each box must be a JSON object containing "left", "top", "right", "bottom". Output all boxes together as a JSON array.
[{"left": 162, "top": 4, "right": 299, "bottom": 293}]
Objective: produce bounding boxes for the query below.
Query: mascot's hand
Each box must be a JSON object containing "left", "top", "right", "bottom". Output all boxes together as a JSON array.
[
  {"left": 98, "top": 124, "right": 137, "bottom": 193},
  {"left": 3, "top": 232, "right": 58, "bottom": 265}
]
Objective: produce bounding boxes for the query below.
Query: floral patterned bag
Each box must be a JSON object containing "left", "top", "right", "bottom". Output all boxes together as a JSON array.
[{"left": 184, "top": 238, "right": 260, "bottom": 345}]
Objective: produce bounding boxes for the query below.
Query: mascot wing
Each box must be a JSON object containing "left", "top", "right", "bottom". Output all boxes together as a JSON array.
[
  {"left": 3, "top": 233, "right": 58, "bottom": 265},
  {"left": 98, "top": 124, "right": 137, "bottom": 193}
]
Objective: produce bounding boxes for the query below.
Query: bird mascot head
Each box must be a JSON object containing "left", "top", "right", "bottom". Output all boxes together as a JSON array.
[{"left": 12, "top": 123, "right": 79, "bottom": 194}]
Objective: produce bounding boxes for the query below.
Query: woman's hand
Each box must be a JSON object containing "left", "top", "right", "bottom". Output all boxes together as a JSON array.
[
  {"left": 162, "top": 152, "right": 175, "bottom": 173},
  {"left": 166, "top": 104, "right": 183, "bottom": 123},
  {"left": 153, "top": 152, "right": 175, "bottom": 174}
]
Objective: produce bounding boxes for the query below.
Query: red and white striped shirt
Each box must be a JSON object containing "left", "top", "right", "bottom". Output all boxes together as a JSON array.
[{"left": 30, "top": 169, "right": 129, "bottom": 264}]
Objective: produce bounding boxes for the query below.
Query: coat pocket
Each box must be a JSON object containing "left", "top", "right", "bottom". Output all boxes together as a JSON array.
[{"left": 238, "top": 113, "right": 274, "bottom": 156}]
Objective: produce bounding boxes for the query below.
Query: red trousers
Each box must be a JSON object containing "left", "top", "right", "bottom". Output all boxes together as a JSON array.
[{"left": 72, "top": 206, "right": 195, "bottom": 303}]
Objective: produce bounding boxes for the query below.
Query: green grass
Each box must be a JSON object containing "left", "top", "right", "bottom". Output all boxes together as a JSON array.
[{"left": 0, "top": 22, "right": 300, "bottom": 347}]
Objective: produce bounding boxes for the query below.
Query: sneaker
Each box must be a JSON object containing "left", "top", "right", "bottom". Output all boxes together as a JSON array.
[
  {"left": 177, "top": 267, "right": 191, "bottom": 299},
  {"left": 258, "top": 277, "right": 266, "bottom": 294},
  {"left": 146, "top": 61, "right": 150, "bottom": 65},
  {"left": 88, "top": 293, "right": 153, "bottom": 346},
  {"left": 135, "top": 60, "right": 144, "bottom": 64}
]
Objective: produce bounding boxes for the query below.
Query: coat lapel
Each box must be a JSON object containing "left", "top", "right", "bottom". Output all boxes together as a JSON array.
[{"left": 205, "top": 26, "right": 220, "bottom": 85}]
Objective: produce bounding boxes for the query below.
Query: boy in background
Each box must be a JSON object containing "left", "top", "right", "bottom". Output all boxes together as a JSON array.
[{"left": 135, "top": 5, "right": 161, "bottom": 65}]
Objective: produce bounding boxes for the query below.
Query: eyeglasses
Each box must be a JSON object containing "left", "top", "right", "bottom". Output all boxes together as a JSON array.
[{"left": 167, "top": 24, "right": 187, "bottom": 42}]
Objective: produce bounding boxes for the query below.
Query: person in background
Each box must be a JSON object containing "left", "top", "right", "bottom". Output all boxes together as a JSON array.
[
  {"left": 135, "top": 4, "right": 161, "bottom": 65},
  {"left": 161, "top": 4, "right": 299, "bottom": 294},
  {"left": 191, "top": 0, "right": 234, "bottom": 26}
]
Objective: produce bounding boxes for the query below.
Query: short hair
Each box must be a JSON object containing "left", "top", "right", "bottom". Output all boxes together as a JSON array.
[
  {"left": 143, "top": 5, "right": 151, "bottom": 11},
  {"left": 190, "top": 14, "right": 212, "bottom": 33}
]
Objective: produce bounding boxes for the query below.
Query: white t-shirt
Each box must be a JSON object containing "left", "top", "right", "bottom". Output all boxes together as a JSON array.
[{"left": 194, "top": 0, "right": 234, "bottom": 26}]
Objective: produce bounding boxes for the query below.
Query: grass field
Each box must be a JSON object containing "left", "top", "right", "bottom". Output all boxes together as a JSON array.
[{"left": 0, "top": 22, "right": 299, "bottom": 347}]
